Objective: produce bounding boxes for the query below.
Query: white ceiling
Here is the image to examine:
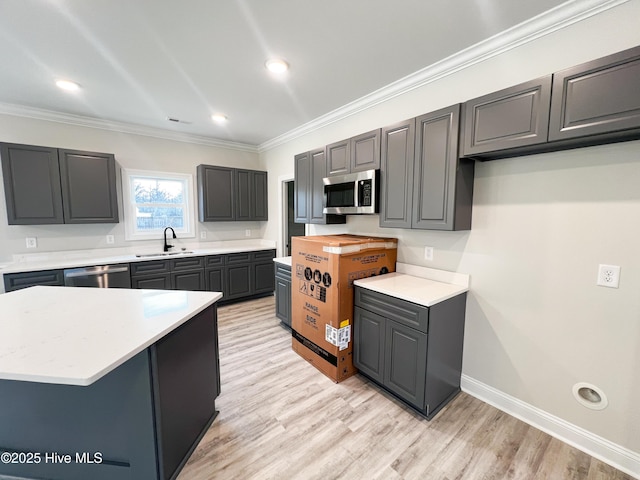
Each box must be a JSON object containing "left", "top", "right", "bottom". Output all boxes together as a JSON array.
[{"left": 0, "top": 0, "right": 601, "bottom": 148}]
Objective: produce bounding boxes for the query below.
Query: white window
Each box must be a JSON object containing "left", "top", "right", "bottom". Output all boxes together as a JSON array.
[{"left": 122, "top": 169, "right": 195, "bottom": 241}]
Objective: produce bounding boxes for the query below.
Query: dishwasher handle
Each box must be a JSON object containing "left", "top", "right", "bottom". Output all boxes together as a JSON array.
[{"left": 64, "top": 265, "right": 130, "bottom": 278}]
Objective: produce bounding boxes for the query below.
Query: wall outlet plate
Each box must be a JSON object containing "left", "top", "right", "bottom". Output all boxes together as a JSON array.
[
  {"left": 597, "top": 264, "right": 620, "bottom": 288},
  {"left": 424, "top": 246, "right": 434, "bottom": 261},
  {"left": 106, "top": 235, "right": 115, "bottom": 244},
  {"left": 200, "top": 231, "right": 207, "bottom": 239},
  {"left": 245, "top": 229, "right": 251, "bottom": 237},
  {"left": 26, "top": 237, "right": 37, "bottom": 248}
]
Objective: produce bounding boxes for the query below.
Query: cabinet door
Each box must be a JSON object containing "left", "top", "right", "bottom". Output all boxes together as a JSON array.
[
  {"left": 131, "top": 274, "right": 172, "bottom": 290},
  {"left": 197, "top": 165, "right": 235, "bottom": 221},
  {"left": 351, "top": 129, "right": 381, "bottom": 172},
  {"left": 353, "top": 306, "right": 386, "bottom": 384},
  {"left": 253, "top": 262, "right": 275, "bottom": 294},
  {"left": 310, "top": 148, "right": 328, "bottom": 224},
  {"left": 326, "top": 139, "right": 350, "bottom": 176},
  {"left": 384, "top": 319, "right": 427, "bottom": 409},
  {"left": 293, "top": 152, "right": 311, "bottom": 223},
  {"left": 0, "top": 143, "right": 64, "bottom": 225},
  {"left": 58, "top": 149, "right": 119, "bottom": 223},
  {"left": 549, "top": 46, "right": 640, "bottom": 142},
  {"left": 172, "top": 270, "right": 206, "bottom": 291},
  {"left": 275, "top": 274, "right": 291, "bottom": 327},
  {"left": 379, "top": 118, "right": 415, "bottom": 228},
  {"left": 462, "top": 76, "right": 552, "bottom": 156},
  {"left": 412, "top": 105, "right": 463, "bottom": 231},
  {"left": 251, "top": 170, "right": 268, "bottom": 221},
  {"left": 235, "top": 169, "right": 251, "bottom": 221},
  {"left": 206, "top": 267, "right": 225, "bottom": 294},
  {"left": 226, "top": 264, "right": 252, "bottom": 299},
  {"left": 3, "top": 269, "right": 65, "bottom": 292}
]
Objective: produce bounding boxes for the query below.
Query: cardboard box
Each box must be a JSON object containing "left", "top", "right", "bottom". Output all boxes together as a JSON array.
[{"left": 291, "top": 234, "right": 397, "bottom": 382}]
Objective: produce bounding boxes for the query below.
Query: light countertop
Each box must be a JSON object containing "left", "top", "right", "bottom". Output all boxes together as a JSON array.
[
  {"left": 0, "top": 239, "right": 276, "bottom": 275},
  {"left": 354, "top": 263, "right": 469, "bottom": 307},
  {"left": 273, "top": 256, "right": 291, "bottom": 267},
  {"left": 0, "top": 286, "right": 222, "bottom": 386}
]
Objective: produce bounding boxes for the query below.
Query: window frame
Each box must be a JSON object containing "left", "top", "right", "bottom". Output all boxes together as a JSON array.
[{"left": 122, "top": 168, "right": 196, "bottom": 241}]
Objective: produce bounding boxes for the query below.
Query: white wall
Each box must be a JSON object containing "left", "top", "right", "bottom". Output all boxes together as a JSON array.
[
  {"left": 0, "top": 115, "right": 261, "bottom": 260},
  {"left": 260, "top": 0, "right": 640, "bottom": 470}
]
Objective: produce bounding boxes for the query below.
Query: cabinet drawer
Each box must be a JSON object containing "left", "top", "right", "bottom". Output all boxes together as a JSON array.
[
  {"left": 226, "top": 252, "right": 251, "bottom": 265},
  {"left": 130, "top": 260, "right": 170, "bottom": 276},
  {"left": 205, "top": 255, "right": 225, "bottom": 267},
  {"left": 252, "top": 249, "right": 276, "bottom": 261},
  {"left": 170, "top": 256, "right": 205, "bottom": 271},
  {"left": 355, "top": 287, "right": 429, "bottom": 333},
  {"left": 275, "top": 263, "right": 291, "bottom": 279},
  {"left": 3, "top": 269, "right": 65, "bottom": 292}
]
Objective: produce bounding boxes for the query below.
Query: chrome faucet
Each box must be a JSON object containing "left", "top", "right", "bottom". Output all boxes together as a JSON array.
[{"left": 163, "top": 227, "right": 176, "bottom": 252}]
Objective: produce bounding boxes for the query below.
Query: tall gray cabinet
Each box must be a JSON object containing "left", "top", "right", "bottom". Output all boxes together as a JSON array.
[
  {"left": 380, "top": 105, "right": 474, "bottom": 231},
  {"left": 1, "top": 143, "right": 119, "bottom": 225},
  {"left": 293, "top": 149, "right": 345, "bottom": 225}
]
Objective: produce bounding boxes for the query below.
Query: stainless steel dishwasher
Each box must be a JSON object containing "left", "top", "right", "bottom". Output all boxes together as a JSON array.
[{"left": 63, "top": 264, "right": 132, "bottom": 288}]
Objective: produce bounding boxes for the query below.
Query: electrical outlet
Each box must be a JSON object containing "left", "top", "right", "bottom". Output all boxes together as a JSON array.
[
  {"left": 424, "top": 246, "right": 433, "bottom": 261},
  {"left": 200, "top": 231, "right": 207, "bottom": 240},
  {"left": 106, "top": 235, "right": 115, "bottom": 244},
  {"left": 597, "top": 264, "right": 620, "bottom": 288},
  {"left": 245, "top": 229, "right": 251, "bottom": 237},
  {"left": 26, "top": 237, "right": 37, "bottom": 248}
]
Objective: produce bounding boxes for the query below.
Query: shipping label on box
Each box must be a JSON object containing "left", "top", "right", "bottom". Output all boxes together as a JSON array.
[{"left": 325, "top": 322, "right": 351, "bottom": 351}]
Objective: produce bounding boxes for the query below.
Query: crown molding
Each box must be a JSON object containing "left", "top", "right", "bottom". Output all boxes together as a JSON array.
[
  {"left": 258, "top": 0, "right": 630, "bottom": 152},
  {"left": 0, "top": 102, "right": 259, "bottom": 153}
]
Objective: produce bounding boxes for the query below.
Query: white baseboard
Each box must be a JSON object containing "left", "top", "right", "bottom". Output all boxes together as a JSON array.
[{"left": 461, "top": 374, "right": 640, "bottom": 479}]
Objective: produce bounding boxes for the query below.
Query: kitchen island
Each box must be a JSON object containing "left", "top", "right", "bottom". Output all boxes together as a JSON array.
[{"left": 0, "top": 286, "right": 222, "bottom": 480}]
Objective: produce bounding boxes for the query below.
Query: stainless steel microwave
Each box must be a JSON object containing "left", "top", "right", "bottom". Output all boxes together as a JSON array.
[{"left": 322, "top": 169, "right": 379, "bottom": 215}]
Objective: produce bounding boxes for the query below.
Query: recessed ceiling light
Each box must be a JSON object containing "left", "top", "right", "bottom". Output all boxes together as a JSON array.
[
  {"left": 211, "top": 114, "right": 228, "bottom": 123},
  {"left": 55, "top": 79, "right": 81, "bottom": 91},
  {"left": 265, "top": 58, "right": 289, "bottom": 74}
]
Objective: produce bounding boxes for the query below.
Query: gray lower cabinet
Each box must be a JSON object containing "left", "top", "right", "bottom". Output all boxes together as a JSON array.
[
  {"left": 3, "top": 269, "right": 65, "bottom": 292},
  {"left": 549, "top": 45, "right": 640, "bottom": 142},
  {"left": 353, "top": 286, "right": 467, "bottom": 419},
  {"left": 130, "top": 260, "right": 172, "bottom": 290},
  {"left": 1, "top": 143, "right": 119, "bottom": 225},
  {"left": 131, "top": 258, "right": 205, "bottom": 291},
  {"left": 380, "top": 106, "right": 473, "bottom": 231},
  {"left": 205, "top": 255, "right": 225, "bottom": 293},
  {"left": 294, "top": 149, "right": 345, "bottom": 225},
  {"left": 197, "top": 165, "right": 268, "bottom": 222},
  {"left": 274, "top": 262, "right": 291, "bottom": 328},
  {"left": 462, "top": 76, "right": 552, "bottom": 157}
]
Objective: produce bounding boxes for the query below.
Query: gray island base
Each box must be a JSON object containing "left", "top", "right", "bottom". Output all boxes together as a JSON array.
[{"left": 0, "top": 287, "right": 222, "bottom": 480}]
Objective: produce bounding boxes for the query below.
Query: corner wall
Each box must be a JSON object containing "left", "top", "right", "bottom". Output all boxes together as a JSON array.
[{"left": 260, "top": 1, "right": 640, "bottom": 474}]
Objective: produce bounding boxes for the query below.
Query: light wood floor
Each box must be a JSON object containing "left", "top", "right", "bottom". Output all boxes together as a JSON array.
[{"left": 178, "top": 296, "right": 632, "bottom": 480}]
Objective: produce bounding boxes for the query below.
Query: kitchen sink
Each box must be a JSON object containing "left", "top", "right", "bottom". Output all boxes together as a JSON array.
[{"left": 135, "top": 251, "right": 194, "bottom": 258}]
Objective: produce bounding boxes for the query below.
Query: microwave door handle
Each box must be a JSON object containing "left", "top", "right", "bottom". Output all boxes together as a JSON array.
[{"left": 354, "top": 180, "right": 360, "bottom": 207}]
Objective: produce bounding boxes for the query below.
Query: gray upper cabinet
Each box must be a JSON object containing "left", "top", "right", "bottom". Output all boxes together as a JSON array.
[
  {"left": 293, "top": 152, "right": 311, "bottom": 223},
  {"left": 326, "top": 139, "right": 350, "bottom": 176},
  {"left": 326, "top": 129, "right": 381, "bottom": 177},
  {"left": 549, "top": 45, "right": 640, "bottom": 142},
  {"left": 1, "top": 143, "right": 119, "bottom": 225},
  {"left": 462, "top": 76, "right": 552, "bottom": 157},
  {"left": 413, "top": 105, "right": 474, "bottom": 231},
  {"left": 379, "top": 118, "right": 416, "bottom": 229},
  {"left": 236, "top": 169, "right": 268, "bottom": 221},
  {"left": 293, "top": 149, "right": 345, "bottom": 225},
  {"left": 351, "top": 129, "right": 381, "bottom": 172},
  {"left": 1, "top": 143, "right": 63, "bottom": 224},
  {"left": 380, "top": 107, "right": 473, "bottom": 231},
  {"left": 58, "top": 149, "right": 119, "bottom": 224},
  {"left": 197, "top": 165, "right": 267, "bottom": 222},
  {"left": 197, "top": 165, "right": 235, "bottom": 221}
]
